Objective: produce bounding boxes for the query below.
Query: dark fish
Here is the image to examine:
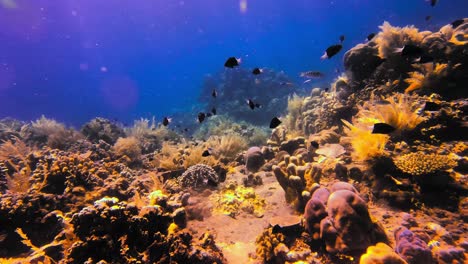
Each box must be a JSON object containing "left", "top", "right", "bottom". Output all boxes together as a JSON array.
[
  {"left": 451, "top": 19, "right": 464, "bottom": 29},
  {"left": 184, "top": 128, "right": 189, "bottom": 132},
  {"left": 212, "top": 89, "right": 217, "bottom": 98},
  {"left": 280, "top": 82, "right": 294, "bottom": 86},
  {"left": 247, "top": 99, "right": 261, "bottom": 110},
  {"left": 252, "top": 68, "right": 263, "bottom": 75},
  {"left": 413, "top": 55, "right": 434, "bottom": 63},
  {"left": 428, "top": 0, "right": 437, "bottom": 7},
  {"left": 321, "top": 44, "right": 343, "bottom": 59},
  {"left": 224, "top": 57, "right": 240, "bottom": 68},
  {"left": 324, "top": 88, "right": 329, "bottom": 92},
  {"left": 372, "top": 123, "right": 396, "bottom": 134},
  {"left": 206, "top": 113, "right": 213, "bottom": 117},
  {"left": 339, "top": 35, "right": 345, "bottom": 43},
  {"left": 269, "top": 117, "right": 281, "bottom": 129},
  {"left": 310, "top": 141, "right": 319, "bottom": 149},
  {"left": 300, "top": 71, "right": 324, "bottom": 78},
  {"left": 211, "top": 107, "right": 217, "bottom": 115},
  {"left": 396, "top": 44, "right": 424, "bottom": 57},
  {"left": 425, "top": 15, "right": 432, "bottom": 21},
  {"left": 197, "top": 112, "right": 206, "bottom": 123},
  {"left": 202, "top": 149, "right": 211, "bottom": 157},
  {"left": 367, "top": 33, "right": 376, "bottom": 41},
  {"left": 162, "top": 117, "right": 171, "bottom": 126},
  {"left": 423, "top": 101, "right": 441, "bottom": 111}
]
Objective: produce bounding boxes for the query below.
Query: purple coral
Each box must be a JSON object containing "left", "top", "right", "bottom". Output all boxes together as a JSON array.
[{"left": 395, "top": 227, "right": 434, "bottom": 264}]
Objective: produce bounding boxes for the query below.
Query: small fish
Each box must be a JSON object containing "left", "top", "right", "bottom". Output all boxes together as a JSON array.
[
  {"left": 303, "top": 79, "right": 311, "bottom": 84},
  {"left": 367, "top": 33, "right": 376, "bottom": 41},
  {"left": 413, "top": 55, "right": 434, "bottom": 63},
  {"left": 269, "top": 117, "right": 282, "bottom": 128},
  {"left": 425, "top": 15, "right": 432, "bottom": 21},
  {"left": 280, "top": 82, "right": 294, "bottom": 86},
  {"left": 202, "top": 149, "right": 212, "bottom": 157},
  {"left": 372, "top": 123, "right": 396, "bottom": 134},
  {"left": 450, "top": 19, "right": 464, "bottom": 29},
  {"left": 246, "top": 99, "right": 261, "bottom": 110},
  {"left": 339, "top": 35, "right": 345, "bottom": 43},
  {"left": 224, "top": 57, "right": 241, "bottom": 68},
  {"left": 212, "top": 89, "right": 217, "bottom": 98},
  {"left": 310, "top": 141, "right": 319, "bottom": 149},
  {"left": 211, "top": 107, "right": 217, "bottom": 115},
  {"left": 252, "top": 68, "right": 263, "bottom": 75},
  {"left": 162, "top": 117, "right": 171, "bottom": 126},
  {"left": 321, "top": 44, "right": 343, "bottom": 59},
  {"left": 423, "top": 101, "right": 441, "bottom": 111},
  {"left": 427, "top": 0, "right": 438, "bottom": 7},
  {"left": 395, "top": 44, "right": 424, "bottom": 57},
  {"left": 300, "top": 71, "right": 324, "bottom": 78},
  {"left": 183, "top": 128, "right": 189, "bottom": 132},
  {"left": 197, "top": 112, "right": 206, "bottom": 123}
]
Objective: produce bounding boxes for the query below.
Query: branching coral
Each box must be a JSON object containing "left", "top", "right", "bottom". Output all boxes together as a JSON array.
[
  {"left": 375, "top": 21, "right": 426, "bottom": 59},
  {"left": 393, "top": 152, "right": 457, "bottom": 176},
  {"left": 178, "top": 164, "right": 219, "bottom": 188},
  {"left": 405, "top": 63, "right": 449, "bottom": 93}
]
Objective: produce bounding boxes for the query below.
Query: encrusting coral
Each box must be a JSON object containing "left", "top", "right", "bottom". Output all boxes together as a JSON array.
[{"left": 393, "top": 152, "right": 457, "bottom": 176}]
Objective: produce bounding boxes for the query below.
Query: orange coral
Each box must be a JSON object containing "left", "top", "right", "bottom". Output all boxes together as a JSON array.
[
  {"left": 342, "top": 119, "right": 389, "bottom": 161},
  {"left": 404, "top": 63, "right": 448, "bottom": 93},
  {"left": 375, "top": 21, "right": 426, "bottom": 59}
]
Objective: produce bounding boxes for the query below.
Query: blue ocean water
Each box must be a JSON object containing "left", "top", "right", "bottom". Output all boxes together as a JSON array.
[{"left": 0, "top": 0, "right": 466, "bottom": 127}]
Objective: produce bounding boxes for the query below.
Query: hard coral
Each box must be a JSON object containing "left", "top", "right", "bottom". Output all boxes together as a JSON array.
[
  {"left": 213, "top": 182, "right": 265, "bottom": 218},
  {"left": 393, "top": 152, "right": 457, "bottom": 176},
  {"left": 255, "top": 227, "right": 286, "bottom": 263},
  {"left": 178, "top": 164, "right": 219, "bottom": 189},
  {"left": 81, "top": 117, "right": 125, "bottom": 145}
]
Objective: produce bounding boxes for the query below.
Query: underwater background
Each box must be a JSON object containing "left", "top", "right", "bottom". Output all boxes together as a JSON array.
[
  {"left": 0, "top": 1, "right": 468, "bottom": 264},
  {"left": 0, "top": 0, "right": 467, "bottom": 126}
]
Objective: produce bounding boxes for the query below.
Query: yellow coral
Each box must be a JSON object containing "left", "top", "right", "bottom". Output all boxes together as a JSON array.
[
  {"left": 405, "top": 63, "right": 448, "bottom": 93},
  {"left": 342, "top": 119, "right": 389, "bottom": 161},
  {"left": 213, "top": 183, "right": 265, "bottom": 217},
  {"left": 255, "top": 228, "right": 285, "bottom": 263},
  {"left": 375, "top": 21, "right": 425, "bottom": 59},
  {"left": 393, "top": 152, "right": 457, "bottom": 175},
  {"left": 357, "top": 93, "right": 425, "bottom": 131},
  {"left": 360, "top": 242, "right": 407, "bottom": 264}
]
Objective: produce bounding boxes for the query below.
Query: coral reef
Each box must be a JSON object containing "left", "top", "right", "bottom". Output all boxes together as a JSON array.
[
  {"left": 360, "top": 243, "right": 407, "bottom": 264},
  {"left": 178, "top": 164, "right": 219, "bottom": 189},
  {"left": 393, "top": 152, "right": 457, "bottom": 176},
  {"left": 81, "top": 117, "right": 125, "bottom": 145},
  {"left": 213, "top": 182, "right": 265, "bottom": 218},
  {"left": 304, "top": 183, "right": 389, "bottom": 254},
  {"left": 245, "top": 146, "right": 265, "bottom": 173}
]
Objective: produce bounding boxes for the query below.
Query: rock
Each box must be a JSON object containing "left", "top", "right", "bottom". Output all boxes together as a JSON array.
[
  {"left": 280, "top": 137, "right": 306, "bottom": 154},
  {"left": 334, "top": 163, "right": 348, "bottom": 180},
  {"left": 394, "top": 227, "right": 434, "bottom": 264},
  {"left": 245, "top": 147, "right": 265, "bottom": 173},
  {"left": 320, "top": 190, "right": 388, "bottom": 253}
]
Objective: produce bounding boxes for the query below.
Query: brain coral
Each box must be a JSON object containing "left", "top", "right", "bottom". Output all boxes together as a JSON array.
[
  {"left": 393, "top": 152, "right": 457, "bottom": 176},
  {"left": 178, "top": 164, "right": 219, "bottom": 188}
]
